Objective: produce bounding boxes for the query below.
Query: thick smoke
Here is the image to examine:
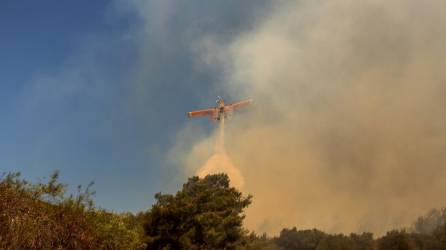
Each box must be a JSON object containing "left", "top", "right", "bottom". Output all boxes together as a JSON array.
[{"left": 180, "top": 0, "right": 446, "bottom": 235}]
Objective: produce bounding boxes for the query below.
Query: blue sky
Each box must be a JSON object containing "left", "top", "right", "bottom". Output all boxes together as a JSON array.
[{"left": 0, "top": 0, "right": 270, "bottom": 211}]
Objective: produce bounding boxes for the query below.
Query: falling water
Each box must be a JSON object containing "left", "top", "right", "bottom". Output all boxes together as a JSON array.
[
  {"left": 214, "top": 116, "right": 226, "bottom": 154},
  {"left": 196, "top": 116, "right": 245, "bottom": 189}
]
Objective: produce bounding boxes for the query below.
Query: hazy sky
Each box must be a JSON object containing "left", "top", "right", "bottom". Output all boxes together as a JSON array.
[{"left": 0, "top": 0, "right": 270, "bottom": 212}]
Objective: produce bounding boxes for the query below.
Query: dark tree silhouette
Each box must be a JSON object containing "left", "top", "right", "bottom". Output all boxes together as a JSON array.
[{"left": 142, "top": 174, "right": 252, "bottom": 250}]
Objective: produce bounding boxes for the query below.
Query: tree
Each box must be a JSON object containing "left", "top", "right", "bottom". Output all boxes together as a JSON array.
[
  {"left": 245, "top": 233, "right": 282, "bottom": 250},
  {"left": 142, "top": 174, "right": 252, "bottom": 250},
  {"left": 0, "top": 172, "right": 146, "bottom": 249},
  {"left": 0, "top": 172, "right": 100, "bottom": 249},
  {"left": 275, "top": 227, "right": 326, "bottom": 250},
  {"left": 315, "top": 234, "right": 357, "bottom": 250},
  {"left": 377, "top": 230, "right": 418, "bottom": 250},
  {"left": 413, "top": 208, "right": 446, "bottom": 235},
  {"left": 350, "top": 233, "right": 374, "bottom": 250}
]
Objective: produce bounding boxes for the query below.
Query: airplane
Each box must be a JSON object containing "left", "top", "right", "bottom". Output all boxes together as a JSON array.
[{"left": 187, "top": 97, "right": 252, "bottom": 121}]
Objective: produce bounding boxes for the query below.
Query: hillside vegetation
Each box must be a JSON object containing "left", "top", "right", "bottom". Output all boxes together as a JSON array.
[{"left": 1, "top": 172, "right": 446, "bottom": 249}]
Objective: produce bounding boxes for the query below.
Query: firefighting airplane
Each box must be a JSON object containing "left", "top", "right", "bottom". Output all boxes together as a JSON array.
[{"left": 187, "top": 97, "right": 252, "bottom": 121}]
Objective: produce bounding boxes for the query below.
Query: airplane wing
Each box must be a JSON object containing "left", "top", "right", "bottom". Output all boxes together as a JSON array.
[
  {"left": 187, "top": 108, "right": 215, "bottom": 118},
  {"left": 227, "top": 99, "right": 253, "bottom": 110}
]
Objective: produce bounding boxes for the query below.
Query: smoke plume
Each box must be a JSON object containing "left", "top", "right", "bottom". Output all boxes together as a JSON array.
[{"left": 179, "top": 0, "right": 446, "bottom": 235}]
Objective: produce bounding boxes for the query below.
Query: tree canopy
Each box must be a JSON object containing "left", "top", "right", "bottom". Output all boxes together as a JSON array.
[
  {"left": 0, "top": 172, "right": 146, "bottom": 249},
  {"left": 142, "top": 173, "right": 252, "bottom": 250},
  {"left": 3, "top": 171, "right": 446, "bottom": 249}
]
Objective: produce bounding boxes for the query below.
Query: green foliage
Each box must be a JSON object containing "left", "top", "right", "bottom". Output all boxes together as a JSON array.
[
  {"left": 245, "top": 233, "right": 282, "bottom": 250},
  {"left": 92, "top": 211, "right": 147, "bottom": 250},
  {"left": 377, "top": 230, "right": 418, "bottom": 250},
  {"left": 349, "top": 233, "right": 375, "bottom": 250},
  {"left": 274, "top": 229, "right": 375, "bottom": 250},
  {"left": 276, "top": 228, "right": 326, "bottom": 250},
  {"left": 316, "top": 234, "right": 364, "bottom": 250},
  {"left": 4, "top": 171, "right": 446, "bottom": 250},
  {"left": 431, "top": 223, "right": 446, "bottom": 249},
  {"left": 413, "top": 208, "right": 446, "bottom": 235},
  {"left": 410, "top": 233, "right": 443, "bottom": 250},
  {"left": 315, "top": 235, "right": 354, "bottom": 250},
  {"left": 142, "top": 173, "right": 252, "bottom": 250},
  {"left": 0, "top": 171, "right": 146, "bottom": 249}
]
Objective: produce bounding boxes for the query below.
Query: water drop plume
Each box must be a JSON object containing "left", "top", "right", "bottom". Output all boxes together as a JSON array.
[{"left": 196, "top": 117, "right": 245, "bottom": 189}]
